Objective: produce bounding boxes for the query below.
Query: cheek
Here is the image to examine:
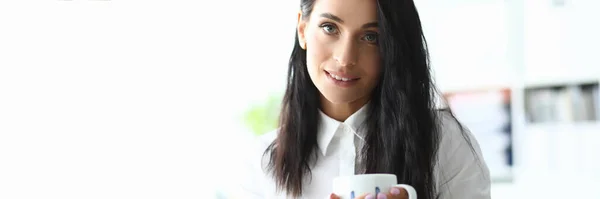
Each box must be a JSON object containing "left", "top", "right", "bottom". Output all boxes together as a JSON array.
[
  {"left": 305, "top": 31, "right": 332, "bottom": 72},
  {"left": 360, "top": 49, "right": 381, "bottom": 82}
]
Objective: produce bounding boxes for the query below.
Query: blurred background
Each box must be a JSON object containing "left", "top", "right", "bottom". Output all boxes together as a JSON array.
[{"left": 0, "top": 0, "right": 598, "bottom": 198}]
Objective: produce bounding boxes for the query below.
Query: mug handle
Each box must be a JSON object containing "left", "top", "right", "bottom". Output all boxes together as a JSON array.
[{"left": 393, "top": 184, "right": 417, "bottom": 199}]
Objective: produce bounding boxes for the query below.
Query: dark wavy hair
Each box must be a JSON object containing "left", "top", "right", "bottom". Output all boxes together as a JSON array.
[{"left": 264, "top": 0, "right": 472, "bottom": 198}]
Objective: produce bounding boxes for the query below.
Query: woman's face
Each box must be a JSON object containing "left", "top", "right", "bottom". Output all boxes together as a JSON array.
[{"left": 298, "top": 0, "right": 381, "bottom": 106}]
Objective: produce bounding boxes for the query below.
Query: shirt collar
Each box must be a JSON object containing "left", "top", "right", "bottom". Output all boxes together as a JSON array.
[{"left": 316, "top": 103, "right": 369, "bottom": 156}]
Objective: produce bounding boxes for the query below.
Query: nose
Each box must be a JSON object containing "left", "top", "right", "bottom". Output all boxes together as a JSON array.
[{"left": 333, "top": 37, "right": 358, "bottom": 67}]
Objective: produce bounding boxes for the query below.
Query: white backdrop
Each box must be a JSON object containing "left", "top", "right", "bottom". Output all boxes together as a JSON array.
[{"left": 0, "top": 0, "right": 295, "bottom": 198}]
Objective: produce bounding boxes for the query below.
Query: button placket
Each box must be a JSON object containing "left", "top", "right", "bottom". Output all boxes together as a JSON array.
[{"left": 338, "top": 124, "right": 356, "bottom": 176}]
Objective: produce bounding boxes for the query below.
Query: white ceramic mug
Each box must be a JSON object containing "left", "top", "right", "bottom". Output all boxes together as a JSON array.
[{"left": 332, "top": 174, "right": 417, "bottom": 199}]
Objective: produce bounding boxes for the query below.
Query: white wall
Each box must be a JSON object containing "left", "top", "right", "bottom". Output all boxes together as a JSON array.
[
  {"left": 418, "top": 0, "right": 515, "bottom": 92},
  {"left": 0, "top": 0, "right": 295, "bottom": 198}
]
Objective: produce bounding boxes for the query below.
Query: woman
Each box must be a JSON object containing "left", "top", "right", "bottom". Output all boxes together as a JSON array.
[{"left": 236, "top": 0, "right": 491, "bottom": 198}]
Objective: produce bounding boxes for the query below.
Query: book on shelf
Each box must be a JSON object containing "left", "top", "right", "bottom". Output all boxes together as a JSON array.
[{"left": 525, "top": 82, "right": 599, "bottom": 123}]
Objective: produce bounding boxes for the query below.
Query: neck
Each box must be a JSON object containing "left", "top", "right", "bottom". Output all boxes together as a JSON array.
[{"left": 320, "top": 94, "right": 370, "bottom": 122}]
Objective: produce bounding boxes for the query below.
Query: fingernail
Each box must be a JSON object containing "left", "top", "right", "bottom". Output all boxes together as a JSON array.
[
  {"left": 365, "top": 194, "right": 375, "bottom": 199},
  {"left": 377, "top": 193, "right": 387, "bottom": 199},
  {"left": 390, "top": 188, "right": 401, "bottom": 195}
]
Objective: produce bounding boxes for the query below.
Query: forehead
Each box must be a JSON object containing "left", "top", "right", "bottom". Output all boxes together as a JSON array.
[{"left": 310, "top": 0, "right": 378, "bottom": 24}]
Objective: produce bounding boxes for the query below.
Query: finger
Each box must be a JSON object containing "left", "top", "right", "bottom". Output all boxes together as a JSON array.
[
  {"left": 388, "top": 187, "right": 409, "bottom": 199},
  {"left": 354, "top": 193, "right": 370, "bottom": 199},
  {"left": 329, "top": 193, "right": 340, "bottom": 199},
  {"left": 366, "top": 193, "right": 378, "bottom": 199}
]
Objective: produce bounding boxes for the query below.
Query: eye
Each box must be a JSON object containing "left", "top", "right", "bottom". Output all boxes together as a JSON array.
[
  {"left": 319, "top": 23, "right": 338, "bottom": 35},
  {"left": 363, "top": 32, "right": 378, "bottom": 44}
]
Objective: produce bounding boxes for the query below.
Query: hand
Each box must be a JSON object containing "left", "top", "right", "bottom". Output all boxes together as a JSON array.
[{"left": 329, "top": 187, "right": 409, "bottom": 199}]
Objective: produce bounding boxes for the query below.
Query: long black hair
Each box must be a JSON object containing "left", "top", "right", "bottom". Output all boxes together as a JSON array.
[{"left": 265, "top": 0, "right": 468, "bottom": 198}]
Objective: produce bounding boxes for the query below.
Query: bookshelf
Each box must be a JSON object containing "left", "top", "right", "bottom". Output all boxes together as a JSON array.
[
  {"left": 441, "top": 77, "right": 600, "bottom": 180},
  {"left": 422, "top": 0, "right": 600, "bottom": 197},
  {"left": 433, "top": 0, "right": 600, "bottom": 187}
]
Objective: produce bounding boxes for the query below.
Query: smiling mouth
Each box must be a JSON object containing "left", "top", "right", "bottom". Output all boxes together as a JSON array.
[{"left": 325, "top": 70, "right": 360, "bottom": 82}]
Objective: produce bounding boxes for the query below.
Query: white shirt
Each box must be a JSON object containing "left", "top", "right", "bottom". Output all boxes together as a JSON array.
[{"left": 234, "top": 105, "right": 491, "bottom": 199}]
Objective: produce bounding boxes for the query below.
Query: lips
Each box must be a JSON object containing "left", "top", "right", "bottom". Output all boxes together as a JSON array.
[
  {"left": 324, "top": 70, "right": 360, "bottom": 88},
  {"left": 325, "top": 70, "right": 360, "bottom": 82}
]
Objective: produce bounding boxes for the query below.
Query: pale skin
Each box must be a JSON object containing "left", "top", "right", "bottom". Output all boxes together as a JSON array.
[
  {"left": 297, "top": 0, "right": 410, "bottom": 198},
  {"left": 298, "top": 0, "right": 380, "bottom": 122}
]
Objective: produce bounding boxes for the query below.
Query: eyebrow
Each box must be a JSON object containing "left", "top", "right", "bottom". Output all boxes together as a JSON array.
[
  {"left": 361, "top": 22, "right": 378, "bottom": 29},
  {"left": 319, "top": 13, "right": 378, "bottom": 29},
  {"left": 320, "top": 13, "right": 344, "bottom": 23}
]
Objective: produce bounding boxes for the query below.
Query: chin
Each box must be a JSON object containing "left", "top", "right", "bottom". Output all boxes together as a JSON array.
[{"left": 320, "top": 91, "right": 362, "bottom": 105}]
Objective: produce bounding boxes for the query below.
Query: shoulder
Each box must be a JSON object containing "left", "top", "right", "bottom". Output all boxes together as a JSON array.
[
  {"left": 232, "top": 129, "right": 280, "bottom": 198},
  {"left": 259, "top": 129, "right": 279, "bottom": 148},
  {"left": 243, "top": 128, "right": 278, "bottom": 168},
  {"left": 435, "top": 109, "right": 485, "bottom": 160},
  {"left": 437, "top": 110, "right": 471, "bottom": 146},
  {"left": 436, "top": 109, "right": 479, "bottom": 154},
  {"left": 252, "top": 129, "right": 280, "bottom": 172},
  {"left": 434, "top": 109, "right": 491, "bottom": 198}
]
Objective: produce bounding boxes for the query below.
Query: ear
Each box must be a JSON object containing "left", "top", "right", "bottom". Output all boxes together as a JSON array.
[{"left": 297, "top": 11, "right": 307, "bottom": 50}]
